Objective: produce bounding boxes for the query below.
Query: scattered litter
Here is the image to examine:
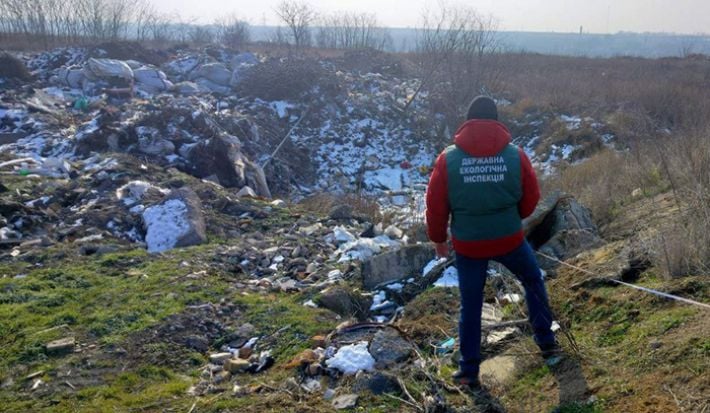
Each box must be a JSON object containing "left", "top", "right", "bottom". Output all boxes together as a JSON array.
[{"left": 435, "top": 337, "right": 456, "bottom": 355}]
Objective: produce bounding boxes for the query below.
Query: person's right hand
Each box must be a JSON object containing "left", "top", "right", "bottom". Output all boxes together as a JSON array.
[{"left": 435, "top": 242, "right": 450, "bottom": 258}]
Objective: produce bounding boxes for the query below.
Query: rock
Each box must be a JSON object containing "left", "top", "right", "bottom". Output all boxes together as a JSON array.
[
  {"left": 175, "top": 81, "right": 201, "bottom": 95},
  {"left": 526, "top": 195, "right": 603, "bottom": 268},
  {"left": 384, "top": 225, "right": 403, "bottom": 239},
  {"left": 186, "top": 134, "right": 271, "bottom": 197},
  {"left": 224, "top": 358, "right": 251, "bottom": 374},
  {"left": 361, "top": 244, "right": 434, "bottom": 289},
  {"left": 332, "top": 394, "right": 359, "bottom": 410},
  {"left": 316, "top": 286, "right": 372, "bottom": 321},
  {"left": 236, "top": 186, "right": 257, "bottom": 198},
  {"left": 209, "top": 352, "right": 232, "bottom": 364},
  {"left": 185, "top": 335, "right": 209, "bottom": 352},
  {"left": 237, "top": 323, "right": 255, "bottom": 337},
  {"left": 306, "top": 262, "right": 318, "bottom": 274},
  {"left": 537, "top": 230, "right": 604, "bottom": 270},
  {"left": 523, "top": 191, "right": 562, "bottom": 235},
  {"left": 213, "top": 371, "right": 231, "bottom": 384},
  {"left": 45, "top": 337, "right": 75, "bottom": 355},
  {"left": 480, "top": 355, "right": 517, "bottom": 384},
  {"left": 368, "top": 328, "right": 412, "bottom": 368},
  {"left": 329, "top": 204, "right": 353, "bottom": 220},
  {"left": 142, "top": 188, "right": 207, "bottom": 253},
  {"left": 79, "top": 244, "right": 120, "bottom": 256},
  {"left": 353, "top": 372, "right": 400, "bottom": 395}
]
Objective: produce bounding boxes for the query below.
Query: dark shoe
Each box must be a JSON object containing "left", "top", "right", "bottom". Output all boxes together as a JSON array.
[
  {"left": 452, "top": 370, "right": 481, "bottom": 389},
  {"left": 539, "top": 342, "right": 562, "bottom": 359}
]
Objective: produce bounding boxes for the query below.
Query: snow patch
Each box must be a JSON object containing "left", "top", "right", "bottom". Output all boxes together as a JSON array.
[
  {"left": 434, "top": 266, "right": 459, "bottom": 288},
  {"left": 325, "top": 342, "right": 376, "bottom": 375},
  {"left": 423, "top": 257, "right": 447, "bottom": 277},
  {"left": 142, "top": 199, "right": 190, "bottom": 253}
]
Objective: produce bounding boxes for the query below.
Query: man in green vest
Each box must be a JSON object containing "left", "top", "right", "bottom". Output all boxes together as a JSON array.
[{"left": 426, "top": 96, "right": 558, "bottom": 388}]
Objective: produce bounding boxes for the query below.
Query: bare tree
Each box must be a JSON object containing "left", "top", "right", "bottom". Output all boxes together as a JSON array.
[
  {"left": 188, "top": 25, "right": 214, "bottom": 45},
  {"left": 215, "top": 15, "right": 250, "bottom": 49},
  {"left": 0, "top": 0, "right": 164, "bottom": 45},
  {"left": 412, "top": 3, "right": 502, "bottom": 129},
  {"left": 316, "top": 12, "right": 391, "bottom": 50},
  {"left": 274, "top": 0, "right": 316, "bottom": 47}
]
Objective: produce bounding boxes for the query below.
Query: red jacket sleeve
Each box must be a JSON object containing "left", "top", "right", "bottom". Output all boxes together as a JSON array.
[
  {"left": 518, "top": 148, "right": 540, "bottom": 219},
  {"left": 426, "top": 152, "right": 450, "bottom": 243}
]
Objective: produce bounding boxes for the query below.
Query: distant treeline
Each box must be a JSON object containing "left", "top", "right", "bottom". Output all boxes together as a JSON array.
[{"left": 0, "top": 0, "right": 392, "bottom": 50}]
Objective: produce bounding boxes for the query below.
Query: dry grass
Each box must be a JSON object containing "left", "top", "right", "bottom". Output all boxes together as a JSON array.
[
  {"left": 296, "top": 192, "right": 383, "bottom": 223},
  {"left": 237, "top": 57, "right": 340, "bottom": 101},
  {"left": 503, "top": 53, "right": 710, "bottom": 278},
  {"left": 0, "top": 52, "right": 31, "bottom": 80}
]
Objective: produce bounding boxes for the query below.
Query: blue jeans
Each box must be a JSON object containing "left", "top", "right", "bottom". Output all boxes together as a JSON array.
[{"left": 456, "top": 240, "right": 556, "bottom": 377}]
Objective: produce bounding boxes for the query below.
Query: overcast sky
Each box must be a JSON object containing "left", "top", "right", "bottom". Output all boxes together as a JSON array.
[{"left": 152, "top": 0, "right": 709, "bottom": 34}]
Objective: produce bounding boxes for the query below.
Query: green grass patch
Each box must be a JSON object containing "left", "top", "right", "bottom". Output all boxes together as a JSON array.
[
  {"left": 234, "top": 292, "right": 338, "bottom": 363},
  {"left": 556, "top": 400, "right": 605, "bottom": 413},
  {"left": 0, "top": 244, "right": 235, "bottom": 373}
]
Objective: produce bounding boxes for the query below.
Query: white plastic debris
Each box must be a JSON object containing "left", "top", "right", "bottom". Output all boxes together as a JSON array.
[
  {"left": 327, "top": 270, "right": 343, "bottom": 282},
  {"left": 500, "top": 293, "right": 522, "bottom": 304},
  {"left": 83, "top": 58, "right": 133, "bottom": 82},
  {"left": 434, "top": 266, "right": 459, "bottom": 288},
  {"left": 303, "top": 300, "right": 318, "bottom": 308},
  {"left": 551, "top": 321, "right": 561, "bottom": 332},
  {"left": 370, "top": 290, "right": 390, "bottom": 311},
  {"left": 333, "top": 226, "right": 357, "bottom": 244},
  {"left": 384, "top": 225, "right": 403, "bottom": 239},
  {"left": 325, "top": 342, "right": 376, "bottom": 375},
  {"left": 142, "top": 199, "right": 190, "bottom": 253}
]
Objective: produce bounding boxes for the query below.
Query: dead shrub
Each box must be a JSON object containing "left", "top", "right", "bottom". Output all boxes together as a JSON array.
[
  {"left": 237, "top": 57, "right": 340, "bottom": 101},
  {"left": 297, "top": 193, "right": 382, "bottom": 223},
  {"left": 648, "top": 128, "right": 710, "bottom": 278},
  {"left": 0, "top": 53, "right": 31, "bottom": 80},
  {"left": 651, "top": 215, "right": 710, "bottom": 279},
  {"left": 546, "top": 149, "right": 663, "bottom": 224}
]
